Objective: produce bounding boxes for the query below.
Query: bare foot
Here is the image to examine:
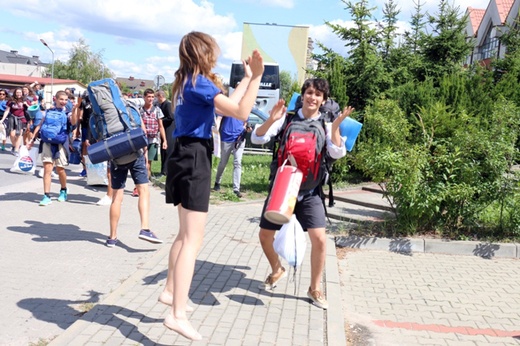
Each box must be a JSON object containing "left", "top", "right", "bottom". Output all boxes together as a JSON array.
[
  {"left": 164, "top": 313, "right": 202, "bottom": 341},
  {"left": 158, "top": 291, "right": 194, "bottom": 312}
]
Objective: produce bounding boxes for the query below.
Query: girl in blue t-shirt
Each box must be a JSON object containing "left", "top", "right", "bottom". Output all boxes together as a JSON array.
[{"left": 161, "top": 31, "right": 264, "bottom": 341}]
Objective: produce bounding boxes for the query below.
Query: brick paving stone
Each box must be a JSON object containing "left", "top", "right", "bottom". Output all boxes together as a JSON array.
[{"left": 338, "top": 250, "right": 520, "bottom": 346}]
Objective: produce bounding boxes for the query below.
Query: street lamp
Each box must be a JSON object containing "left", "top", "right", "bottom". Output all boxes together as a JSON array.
[{"left": 40, "top": 39, "right": 54, "bottom": 106}]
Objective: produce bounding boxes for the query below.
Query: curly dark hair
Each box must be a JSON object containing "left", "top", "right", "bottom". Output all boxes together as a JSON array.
[{"left": 301, "top": 78, "right": 329, "bottom": 101}]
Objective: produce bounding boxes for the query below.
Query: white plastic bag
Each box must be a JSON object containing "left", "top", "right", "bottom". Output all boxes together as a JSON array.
[
  {"left": 10, "top": 145, "right": 38, "bottom": 175},
  {"left": 0, "top": 122, "right": 6, "bottom": 141},
  {"left": 84, "top": 155, "right": 108, "bottom": 186},
  {"left": 273, "top": 214, "right": 307, "bottom": 268},
  {"left": 212, "top": 130, "right": 221, "bottom": 158}
]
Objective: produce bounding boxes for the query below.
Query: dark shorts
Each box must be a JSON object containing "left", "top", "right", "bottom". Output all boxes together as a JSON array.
[
  {"left": 148, "top": 143, "right": 158, "bottom": 161},
  {"left": 81, "top": 127, "right": 89, "bottom": 143},
  {"left": 259, "top": 188, "right": 326, "bottom": 231},
  {"left": 110, "top": 154, "right": 148, "bottom": 190},
  {"left": 165, "top": 137, "right": 212, "bottom": 212}
]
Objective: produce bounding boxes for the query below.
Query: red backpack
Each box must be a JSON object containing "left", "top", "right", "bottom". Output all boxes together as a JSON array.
[{"left": 277, "top": 115, "right": 327, "bottom": 191}]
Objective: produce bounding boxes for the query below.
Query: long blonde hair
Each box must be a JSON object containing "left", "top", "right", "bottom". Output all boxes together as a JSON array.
[{"left": 171, "top": 31, "right": 223, "bottom": 110}]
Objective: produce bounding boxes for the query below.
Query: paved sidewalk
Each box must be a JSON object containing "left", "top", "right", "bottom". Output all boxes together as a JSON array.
[
  {"left": 338, "top": 249, "right": 520, "bottom": 346},
  {"left": 0, "top": 149, "right": 345, "bottom": 346},
  {"left": 48, "top": 200, "right": 344, "bottom": 346},
  {"left": 3, "top": 147, "right": 520, "bottom": 346}
]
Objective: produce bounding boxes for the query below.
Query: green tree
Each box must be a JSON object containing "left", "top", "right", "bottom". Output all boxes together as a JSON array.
[
  {"left": 419, "top": 0, "right": 473, "bottom": 79},
  {"left": 312, "top": 44, "right": 350, "bottom": 107},
  {"left": 325, "top": 0, "right": 390, "bottom": 109},
  {"left": 279, "top": 70, "right": 300, "bottom": 104},
  {"left": 378, "top": 0, "right": 400, "bottom": 60},
  {"left": 53, "top": 38, "right": 113, "bottom": 85}
]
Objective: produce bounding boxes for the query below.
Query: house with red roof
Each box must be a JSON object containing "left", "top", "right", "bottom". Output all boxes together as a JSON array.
[{"left": 466, "top": 0, "right": 516, "bottom": 66}]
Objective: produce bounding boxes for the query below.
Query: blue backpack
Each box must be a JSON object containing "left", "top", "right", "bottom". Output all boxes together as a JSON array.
[
  {"left": 40, "top": 109, "right": 68, "bottom": 144},
  {"left": 87, "top": 78, "right": 146, "bottom": 165},
  {"left": 87, "top": 78, "right": 143, "bottom": 140}
]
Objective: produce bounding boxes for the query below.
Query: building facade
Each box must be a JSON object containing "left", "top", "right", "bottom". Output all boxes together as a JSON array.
[{"left": 466, "top": 0, "right": 518, "bottom": 66}]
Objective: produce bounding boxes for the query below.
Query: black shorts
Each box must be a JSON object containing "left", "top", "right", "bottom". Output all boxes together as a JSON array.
[
  {"left": 259, "top": 188, "right": 326, "bottom": 231},
  {"left": 165, "top": 137, "right": 212, "bottom": 212}
]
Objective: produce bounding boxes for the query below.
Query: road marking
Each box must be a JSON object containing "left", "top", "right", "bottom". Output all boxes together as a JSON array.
[{"left": 373, "top": 320, "right": 520, "bottom": 338}]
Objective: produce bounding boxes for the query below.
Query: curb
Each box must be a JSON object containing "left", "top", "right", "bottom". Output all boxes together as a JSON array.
[
  {"left": 326, "top": 236, "right": 347, "bottom": 346},
  {"left": 335, "top": 235, "right": 520, "bottom": 259}
]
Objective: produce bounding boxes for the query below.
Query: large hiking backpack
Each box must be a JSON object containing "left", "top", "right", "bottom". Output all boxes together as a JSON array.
[
  {"left": 88, "top": 78, "right": 142, "bottom": 140},
  {"left": 87, "top": 78, "right": 146, "bottom": 165},
  {"left": 40, "top": 109, "right": 68, "bottom": 144}
]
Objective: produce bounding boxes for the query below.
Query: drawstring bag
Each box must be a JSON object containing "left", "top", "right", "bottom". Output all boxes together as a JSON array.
[{"left": 273, "top": 214, "right": 307, "bottom": 293}]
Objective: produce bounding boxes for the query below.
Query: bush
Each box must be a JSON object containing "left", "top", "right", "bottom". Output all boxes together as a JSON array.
[{"left": 353, "top": 96, "right": 520, "bottom": 239}]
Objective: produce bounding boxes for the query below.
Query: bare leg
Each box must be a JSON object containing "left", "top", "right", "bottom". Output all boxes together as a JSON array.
[
  {"left": 259, "top": 228, "right": 284, "bottom": 275},
  {"left": 136, "top": 183, "right": 149, "bottom": 230},
  {"left": 56, "top": 165, "right": 67, "bottom": 189},
  {"left": 9, "top": 130, "right": 19, "bottom": 152},
  {"left": 42, "top": 162, "right": 53, "bottom": 193},
  {"left": 163, "top": 205, "right": 206, "bottom": 341},
  {"left": 106, "top": 169, "right": 113, "bottom": 198},
  {"left": 307, "top": 227, "right": 327, "bottom": 291},
  {"left": 109, "top": 188, "right": 124, "bottom": 240},
  {"left": 159, "top": 232, "right": 194, "bottom": 311}
]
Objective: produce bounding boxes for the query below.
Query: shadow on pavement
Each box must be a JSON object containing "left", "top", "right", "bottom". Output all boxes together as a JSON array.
[
  {"left": 142, "top": 260, "right": 308, "bottom": 307},
  {"left": 17, "top": 290, "right": 169, "bottom": 346},
  {"left": 6, "top": 220, "right": 155, "bottom": 253}
]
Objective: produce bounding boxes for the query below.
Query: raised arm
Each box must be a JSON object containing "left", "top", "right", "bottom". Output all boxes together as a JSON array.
[
  {"left": 254, "top": 99, "right": 286, "bottom": 137},
  {"left": 330, "top": 105, "right": 355, "bottom": 147},
  {"left": 213, "top": 50, "right": 264, "bottom": 122},
  {"left": 227, "top": 60, "right": 252, "bottom": 103}
]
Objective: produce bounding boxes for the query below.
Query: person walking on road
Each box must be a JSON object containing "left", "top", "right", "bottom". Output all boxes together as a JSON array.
[
  {"left": 1, "top": 87, "right": 28, "bottom": 156},
  {"left": 27, "top": 90, "right": 79, "bottom": 206},
  {"left": 140, "top": 88, "right": 167, "bottom": 179},
  {"left": 160, "top": 31, "right": 264, "bottom": 341},
  {"left": 251, "top": 78, "right": 354, "bottom": 310},
  {"left": 213, "top": 111, "right": 250, "bottom": 198},
  {"left": 155, "top": 90, "right": 175, "bottom": 176}
]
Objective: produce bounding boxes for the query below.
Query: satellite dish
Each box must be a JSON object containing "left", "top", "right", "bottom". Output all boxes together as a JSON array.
[{"left": 155, "top": 75, "right": 166, "bottom": 89}]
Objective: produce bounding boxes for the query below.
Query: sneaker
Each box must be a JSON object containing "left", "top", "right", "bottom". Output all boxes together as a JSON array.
[
  {"left": 1, "top": 145, "right": 5, "bottom": 151},
  {"left": 11, "top": 149, "right": 18, "bottom": 157},
  {"left": 79, "top": 169, "right": 87, "bottom": 177},
  {"left": 138, "top": 229, "right": 163, "bottom": 244},
  {"left": 106, "top": 238, "right": 118, "bottom": 248},
  {"left": 213, "top": 183, "right": 220, "bottom": 191},
  {"left": 234, "top": 190, "right": 243, "bottom": 198},
  {"left": 307, "top": 287, "right": 329, "bottom": 309},
  {"left": 132, "top": 187, "right": 139, "bottom": 197},
  {"left": 258, "top": 267, "right": 286, "bottom": 290},
  {"left": 96, "top": 195, "right": 112, "bottom": 206},
  {"left": 39, "top": 195, "right": 52, "bottom": 206},
  {"left": 57, "top": 189, "right": 68, "bottom": 202}
]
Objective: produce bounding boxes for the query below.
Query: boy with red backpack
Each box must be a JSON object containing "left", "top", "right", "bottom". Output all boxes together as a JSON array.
[{"left": 251, "top": 78, "right": 354, "bottom": 309}]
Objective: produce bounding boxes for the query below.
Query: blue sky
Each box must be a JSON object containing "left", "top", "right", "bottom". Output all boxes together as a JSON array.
[{"left": 1, "top": 0, "right": 488, "bottom": 83}]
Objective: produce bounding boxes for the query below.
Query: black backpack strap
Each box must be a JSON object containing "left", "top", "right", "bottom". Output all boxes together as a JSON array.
[
  {"left": 327, "top": 164, "right": 335, "bottom": 208},
  {"left": 271, "top": 112, "right": 296, "bottom": 161}
]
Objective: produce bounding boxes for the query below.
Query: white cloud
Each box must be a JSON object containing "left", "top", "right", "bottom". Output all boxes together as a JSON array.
[
  {"left": 8, "top": 0, "right": 238, "bottom": 42},
  {"left": 241, "top": 0, "right": 295, "bottom": 9}
]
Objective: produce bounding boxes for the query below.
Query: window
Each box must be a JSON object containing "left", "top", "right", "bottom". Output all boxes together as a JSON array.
[{"left": 479, "top": 27, "right": 499, "bottom": 60}]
